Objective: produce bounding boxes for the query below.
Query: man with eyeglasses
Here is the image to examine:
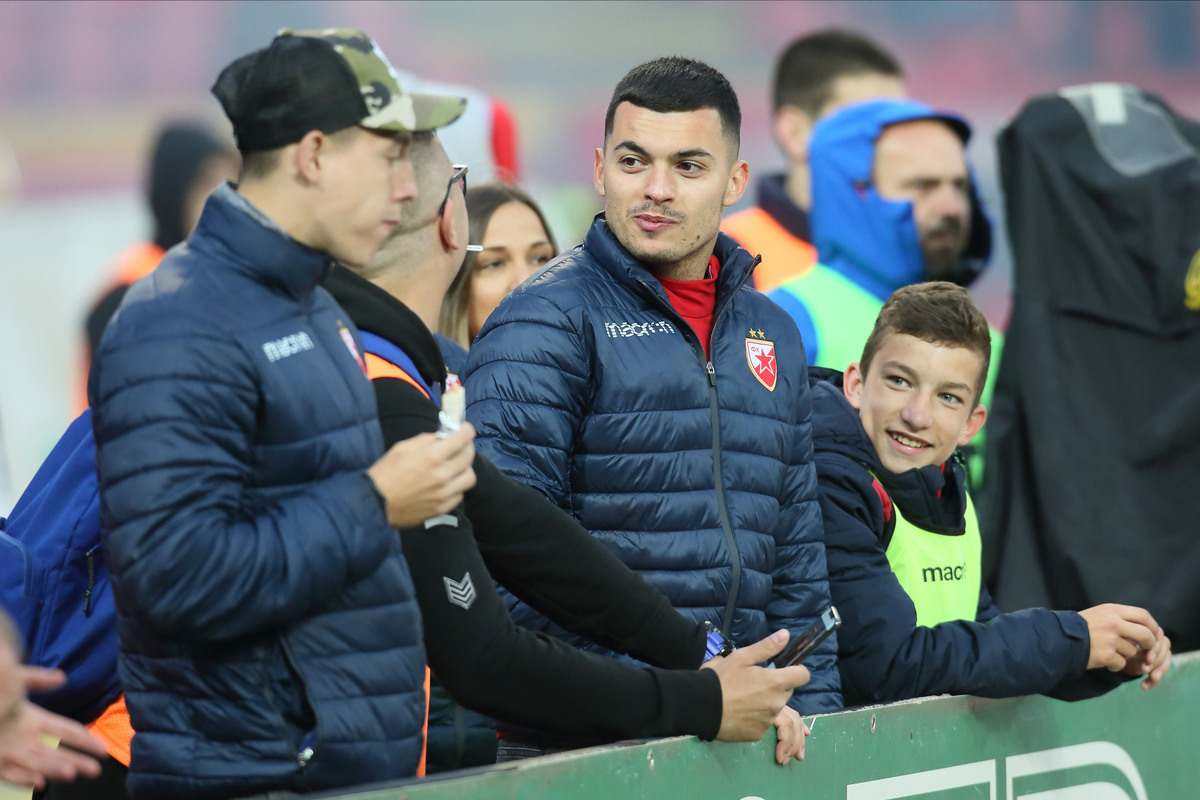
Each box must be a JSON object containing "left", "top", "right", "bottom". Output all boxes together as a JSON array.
[
  {"left": 89, "top": 29, "right": 480, "bottom": 799},
  {"left": 324, "top": 132, "right": 816, "bottom": 772}
]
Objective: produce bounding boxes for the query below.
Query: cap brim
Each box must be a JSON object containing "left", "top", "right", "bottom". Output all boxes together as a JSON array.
[{"left": 362, "top": 91, "right": 467, "bottom": 134}]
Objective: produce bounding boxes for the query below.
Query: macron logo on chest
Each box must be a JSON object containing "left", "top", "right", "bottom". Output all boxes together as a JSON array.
[
  {"left": 604, "top": 320, "right": 676, "bottom": 339},
  {"left": 262, "top": 332, "right": 315, "bottom": 363}
]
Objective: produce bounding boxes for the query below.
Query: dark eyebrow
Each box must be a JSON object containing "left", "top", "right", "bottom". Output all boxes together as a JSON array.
[
  {"left": 613, "top": 140, "right": 651, "bottom": 158},
  {"left": 613, "top": 140, "right": 714, "bottom": 162}
]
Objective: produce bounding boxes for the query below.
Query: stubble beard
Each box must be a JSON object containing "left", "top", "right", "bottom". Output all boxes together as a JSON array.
[
  {"left": 613, "top": 202, "right": 720, "bottom": 279},
  {"left": 921, "top": 219, "right": 969, "bottom": 280}
]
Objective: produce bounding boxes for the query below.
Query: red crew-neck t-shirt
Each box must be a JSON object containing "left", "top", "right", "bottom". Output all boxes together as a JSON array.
[{"left": 655, "top": 255, "right": 720, "bottom": 360}]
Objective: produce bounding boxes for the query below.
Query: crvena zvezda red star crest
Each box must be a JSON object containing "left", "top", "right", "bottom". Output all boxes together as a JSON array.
[{"left": 745, "top": 338, "right": 777, "bottom": 391}]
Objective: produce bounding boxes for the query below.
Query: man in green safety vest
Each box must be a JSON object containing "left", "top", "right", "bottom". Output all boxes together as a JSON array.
[{"left": 808, "top": 281, "right": 1171, "bottom": 708}]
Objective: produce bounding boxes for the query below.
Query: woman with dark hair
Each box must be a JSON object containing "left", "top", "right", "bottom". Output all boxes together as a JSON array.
[{"left": 439, "top": 183, "right": 558, "bottom": 348}]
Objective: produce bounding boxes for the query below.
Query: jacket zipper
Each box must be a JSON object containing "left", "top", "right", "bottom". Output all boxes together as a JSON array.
[
  {"left": 264, "top": 636, "right": 321, "bottom": 770},
  {"left": 83, "top": 545, "right": 99, "bottom": 617},
  {"left": 637, "top": 256, "right": 759, "bottom": 636},
  {"left": 704, "top": 360, "right": 740, "bottom": 635},
  {"left": 280, "top": 637, "right": 320, "bottom": 768}
]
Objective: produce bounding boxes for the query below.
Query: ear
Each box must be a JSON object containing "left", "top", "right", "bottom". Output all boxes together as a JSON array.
[
  {"left": 772, "top": 106, "right": 814, "bottom": 165},
  {"left": 439, "top": 195, "right": 461, "bottom": 252},
  {"left": 593, "top": 147, "right": 606, "bottom": 197},
  {"left": 292, "top": 130, "right": 326, "bottom": 185},
  {"left": 723, "top": 159, "right": 749, "bottom": 208},
  {"left": 957, "top": 403, "right": 987, "bottom": 447},
  {"left": 843, "top": 362, "right": 865, "bottom": 410}
]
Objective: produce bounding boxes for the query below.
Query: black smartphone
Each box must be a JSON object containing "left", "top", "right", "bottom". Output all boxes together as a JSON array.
[{"left": 773, "top": 607, "right": 840, "bottom": 668}]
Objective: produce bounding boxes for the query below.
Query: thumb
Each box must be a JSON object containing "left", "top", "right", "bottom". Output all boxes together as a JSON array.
[{"left": 730, "top": 628, "right": 790, "bottom": 665}]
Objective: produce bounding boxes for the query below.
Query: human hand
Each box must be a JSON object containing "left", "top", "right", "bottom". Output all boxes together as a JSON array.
[
  {"left": 367, "top": 423, "right": 477, "bottom": 528},
  {"left": 1079, "top": 604, "right": 1158, "bottom": 672},
  {"left": 0, "top": 667, "right": 107, "bottom": 789},
  {"left": 701, "top": 629, "right": 810, "bottom": 743},
  {"left": 1120, "top": 624, "right": 1171, "bottom": 690},
  {"left": 771, "top": 705, "right": 810, "bottom": 765}
]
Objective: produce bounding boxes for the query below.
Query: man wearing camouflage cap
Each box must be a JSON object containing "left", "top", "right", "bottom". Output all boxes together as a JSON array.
[{"left": 88, "top": 29, "right": 474, "bottom": 798}]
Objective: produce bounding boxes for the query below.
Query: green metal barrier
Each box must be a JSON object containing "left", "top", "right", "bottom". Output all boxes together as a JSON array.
[
  {"left": 328, "top": 651, "right": 1198, "bottom": 800},
  {"left": 5, "top": 654, "right": 1190, "bottom": 799}
]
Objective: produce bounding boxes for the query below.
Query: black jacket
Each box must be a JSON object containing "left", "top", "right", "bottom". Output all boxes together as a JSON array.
[
  {"left": 810, "top": 368, "right": 1127, "bottom": 707},
  {"left": 982, "top": 87, "right": 1200, "bottom": 652},
  {"left": 324, "top": 265, "right": 723, "bottom": 743}
]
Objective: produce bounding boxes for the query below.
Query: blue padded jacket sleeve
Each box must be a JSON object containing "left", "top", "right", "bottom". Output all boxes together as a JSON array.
[
  {"left": 91, "top": 323, "right": 393, "bottom": 644},
  {"left": 464, "top": 292, "right": 591, "bottom": 514},
  {"left": 819, "top": 453, "right": 1094, "bottom": 705},
  {"left": 773, "top": 382, "right": 843, "bottom": 714},
  {"left": 464, "top": 293, "right": 594, "bottom": 638}
]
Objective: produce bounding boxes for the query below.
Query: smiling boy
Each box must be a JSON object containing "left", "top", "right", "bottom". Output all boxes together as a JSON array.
[{"left": 811, "top": 282, "right": 1171, "bottom": 706}]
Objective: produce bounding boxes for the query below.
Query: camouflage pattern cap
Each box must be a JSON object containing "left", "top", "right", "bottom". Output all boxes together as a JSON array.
[
  {"left": 287, "top": 28, "right": 466, "bottom": 133},
  {"left": 212, "top": 27, "right": 467, "bottom": 150}
]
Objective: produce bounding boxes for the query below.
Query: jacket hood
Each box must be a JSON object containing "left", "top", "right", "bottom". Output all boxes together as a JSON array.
[
  {"left": 809, "top": 99, "right": 992, "bottom": 299},
  {"left": 148, "top": 122, "right": 231, "bottom": 251},
  {"left": 810, "top": 366, "right": 968, "bottom": 534}
]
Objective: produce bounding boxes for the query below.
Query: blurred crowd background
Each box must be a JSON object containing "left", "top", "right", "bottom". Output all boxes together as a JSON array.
[{"left": 1, "top": 0, "right": 1198, "bottom": 511}]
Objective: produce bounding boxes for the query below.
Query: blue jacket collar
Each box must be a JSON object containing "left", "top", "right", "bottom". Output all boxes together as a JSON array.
[
  {"left": 809, "top": 99, "right": 991, "bottom": 300},
  {"left": 191, "top": 183, "right": 335, "bottom": 300},
  {"left": 585, "top": 214, "right": 760, "bottom": 310}
]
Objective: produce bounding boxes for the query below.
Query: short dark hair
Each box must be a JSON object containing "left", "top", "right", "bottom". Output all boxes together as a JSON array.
[
  {"left": 773, "top": 29, "right": 902, "bottom": 116},
  {"left": 239, "top": 147, "right": 282, "bottom": 181},
  {"left": 860, "top": 282, "right": 991, "bottom": 407},
  {"left": 605, "top": 56, "right": 742, "bottom": 155}
]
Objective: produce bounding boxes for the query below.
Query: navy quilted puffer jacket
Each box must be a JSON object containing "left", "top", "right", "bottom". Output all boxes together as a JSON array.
[
  {"left": 464, "top": 217, "right": 841, "bottom": 713},
  {"left": 89, "top": 184, "right": 426, "bottom": 799}
]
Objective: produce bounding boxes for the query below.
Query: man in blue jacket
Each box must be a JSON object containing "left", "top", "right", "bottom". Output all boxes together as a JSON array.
[
  {"left": 811, "top": 281, "right": 1171, "bottom": 707},
  {"left": 89, "top": 29, "right": 478, "bottom": 799},
  {"left": 464, "top": 56, "right": 842, "bottom": 757}
]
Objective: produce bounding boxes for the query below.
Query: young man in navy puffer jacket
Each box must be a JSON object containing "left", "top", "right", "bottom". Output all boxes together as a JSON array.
[
  {"left": 465, "top": 57, "right": 842, "bottom": 760},
  {"left": 89, "top": 29, "right": 476, "bottom": 799}
]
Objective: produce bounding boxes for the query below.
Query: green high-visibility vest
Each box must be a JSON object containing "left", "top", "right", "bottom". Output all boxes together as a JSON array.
[
  {"left": 773, "top": 264, "right": 882, "bottom": 373},
  {"left": 885, "top": 495, "right": 982, "bottom": 628}
]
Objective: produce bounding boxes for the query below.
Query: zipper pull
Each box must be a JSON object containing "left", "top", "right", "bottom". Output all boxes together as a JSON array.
[
  {"left": 297, "top": 731, "right": 316, "bottom": 767},
  {"left": 83, "top": 549, "right": 97, "bottom": 617},
  {"left": 705, "top": 361, "right": 716, "bottom": 387}
]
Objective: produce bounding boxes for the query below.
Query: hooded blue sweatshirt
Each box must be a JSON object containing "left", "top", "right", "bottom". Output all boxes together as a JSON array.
[{"left": 809, "top": 98, "right": 987, "bottom": 301}]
